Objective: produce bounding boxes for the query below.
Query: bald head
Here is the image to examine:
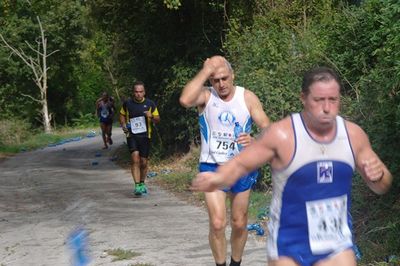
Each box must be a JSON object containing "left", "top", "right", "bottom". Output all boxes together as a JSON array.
[{"left": 208, "top": 56, "right": 233, "bottom": 73}]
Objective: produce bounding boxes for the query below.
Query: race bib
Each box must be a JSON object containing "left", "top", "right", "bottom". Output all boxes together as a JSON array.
[
  {"left": 306, "top": 195, "right": 352, "bottom": 254},
  {"left": 130, "top": 116, "right": 147, "bottom": 134},
  {"left": 100, "top": 107, "right": 109, "bottom": 118},
  {"left": 210, "top": 130, "right": 236, "bottom": 161}
]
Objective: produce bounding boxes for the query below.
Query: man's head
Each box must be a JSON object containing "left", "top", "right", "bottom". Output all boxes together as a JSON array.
[
  {"left": 132, "top": 81, "right": 145, "bottom": 102},
  {"left": 301, "top": 67, "right": 342, "bottom": 95},
  {"left": 301, "top": 67, "right": 342, "bottom": 130},
  {"left": 101, "top": 91, "right": 110, "bottom": 101},
  {"left": 208, "top": 56, "right": 235, "bottom": 99}
]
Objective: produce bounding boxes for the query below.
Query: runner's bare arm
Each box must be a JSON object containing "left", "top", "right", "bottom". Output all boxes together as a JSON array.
[
  {"left": 180, "top": 58, "right": 221, "bottom": 109},
  {"left": 119, "top": 109, "right": 129, "bottom": 133},
  {"left": 191, "top": 124, "right": 278, "bottom": 192},
  {"left": 348, "top": 121, "right": 392, "bottom": 194},
  {"left": 236, "top": 90, "right": 270, "bottom": 147}
]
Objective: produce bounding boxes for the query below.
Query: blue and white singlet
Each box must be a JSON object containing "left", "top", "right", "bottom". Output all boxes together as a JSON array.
[
  {"left": 267, "top": 113, "right": 356, "bottom": 265},
  {"left": 199, "top": 86, "right": 253, "bottom": 164}
]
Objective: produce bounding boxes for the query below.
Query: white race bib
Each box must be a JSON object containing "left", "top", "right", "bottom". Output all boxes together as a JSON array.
[
  {"left": 100, "top": 107, "right": 109, "bottom": 118},
  {"left": 130, "top": 116, "right": 147, "bottom": 134},
  {"left": 306, "top": 195, "right": 352, "bottom": 254},
  {"left": 209, "top": 130, "right": 237, "bottom": 161}
]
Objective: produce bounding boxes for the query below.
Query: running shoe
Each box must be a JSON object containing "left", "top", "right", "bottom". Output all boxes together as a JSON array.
[
  {"left": 134, "top": 184, "right": 142, "bottom": 196},
  {"left": 108, "top": 137, "right": 113, "bottom": 145},
  {"left": 139, "top": 183, "right": 147, "bottom": 194}
]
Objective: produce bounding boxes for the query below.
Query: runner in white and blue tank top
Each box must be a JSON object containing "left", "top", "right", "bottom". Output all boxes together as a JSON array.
[
  {"left": 190, "top": 66, "right": 392, "bottom": 266},
  {"left": 180, "top": 55, "right": 271, "bottom": 266},
  {"left": 198, "top": 86, "right": 258, "bottom": 193},
  {"left": 267, "top": 113, "right": 355, "bottom": 265}
]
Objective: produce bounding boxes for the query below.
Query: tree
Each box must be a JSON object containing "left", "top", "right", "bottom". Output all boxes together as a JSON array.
[{"left": 0, "top": 15, "right": 58, "bottom": 133}]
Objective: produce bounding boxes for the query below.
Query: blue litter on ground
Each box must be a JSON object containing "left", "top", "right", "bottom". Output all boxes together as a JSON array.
[
  {"left": 247, "top": 223, "right": 265, "bottom": 236},
  {"left": 147, "top": 171, "right": 157, "bottom": 178},
  {"left": 67, "top": 228, "right": 90, "bottom": 266},
  {"left": 247, "top": 223, "right": 261, "bottom": 231},
  {"left": 160, "top": 169, "right": 172, "bottom": 175},
  {"left": 91, "top": 161, "right": 98, "bottom": 166},
  {"left": 95, "top": 152, "right": 101, "bottom": 157},
  {"left": 86, "top": 130, "right": 97, "bottom": 138},
  {"left": 109, "top": 156, "right": 118, "bottom": 161},
  {"left": 256, "top": 227, "right": 264, "bottom": 235}
]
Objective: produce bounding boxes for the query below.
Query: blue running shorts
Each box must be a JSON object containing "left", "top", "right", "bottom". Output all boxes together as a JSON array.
[{"left": 199, "top": 162, "right": 258, "bottom": 193}]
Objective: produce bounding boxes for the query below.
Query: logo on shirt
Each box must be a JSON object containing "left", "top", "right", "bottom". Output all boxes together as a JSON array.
[
  {"left": 317, "top": 161, "right": 333, "bottom": 183},
  {"left": 218, "top": 111, "right": 236, "bottom": 126}
]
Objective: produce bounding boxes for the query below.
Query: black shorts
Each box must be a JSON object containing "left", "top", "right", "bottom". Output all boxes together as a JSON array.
[
  {"left": 127, "top": 135, "right": 151, "bottom": 158},
  {"left": 99, "top": 117, "right": 113, "bottom": 125}
]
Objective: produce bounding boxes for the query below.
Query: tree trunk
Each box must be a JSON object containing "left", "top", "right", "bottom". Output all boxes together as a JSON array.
[{"left": 0, "top": 15, "right": 57, "bottom": 133}]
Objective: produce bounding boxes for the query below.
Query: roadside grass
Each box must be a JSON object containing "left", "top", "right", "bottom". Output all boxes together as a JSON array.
[
  {"left": 352, "top": 175, "right": 400, "bottom": 266},
  {"left": 105, "top": 248, "right": 140, "bottom": 262},
  {"left": 0, "top": 126, "right": 98, "bottom": 155}
]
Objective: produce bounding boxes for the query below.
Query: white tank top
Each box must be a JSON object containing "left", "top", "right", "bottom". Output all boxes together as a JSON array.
[
  {"left": 267, "top": 113, "right": 355, "bottom": 258},
  {"left": 199, "top": 86, "right": 253, "bottom": 164}
]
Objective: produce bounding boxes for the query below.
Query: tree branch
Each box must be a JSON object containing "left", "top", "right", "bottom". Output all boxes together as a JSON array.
[{"left": 20, "top": 92, "right": 41, "bottom": 103}]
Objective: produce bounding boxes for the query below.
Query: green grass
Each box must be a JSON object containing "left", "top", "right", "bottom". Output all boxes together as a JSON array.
[
  {"left": 105, "top": 248, "right": 140, "bottom": 262},
  {"left": 351, "top": 174, "right": 400, "bottom": 265},
  {"left": 248, "top": 191, "right": 272, "bottom": 222},
  {"left": 0, "top": 127, "right": 98, "bottom": 154}
]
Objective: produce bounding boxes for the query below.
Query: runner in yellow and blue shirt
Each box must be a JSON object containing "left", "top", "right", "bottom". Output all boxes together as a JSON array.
[{"left": 120, "top": 81, "right": 160, "bottom": 196}]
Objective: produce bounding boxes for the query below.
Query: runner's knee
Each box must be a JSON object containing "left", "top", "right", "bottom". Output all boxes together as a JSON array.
[
  {"left": 210, "top": 216, "right": 227, "bottom": 232},
  {"left": 231, "top": 215, "right": 248, "bottom": 231}
]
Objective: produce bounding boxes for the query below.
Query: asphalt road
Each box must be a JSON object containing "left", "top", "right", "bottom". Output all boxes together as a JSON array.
[{"left": 0, "top": 130, "right": 267, "bottom": 266}]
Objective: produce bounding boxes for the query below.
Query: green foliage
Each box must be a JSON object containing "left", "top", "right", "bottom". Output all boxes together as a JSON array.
[
  {"left": 0, "top": 0, "right": 89, "bottom": 127},
  {"left": 0, "top": 122, "right": 93, "bottom": 154},
  {"left": 70, "top": 112, "right": 98, "bottom": 128},
  {"left": 156, "top": 63, "right": 200, "bottom": 153},
  {"left": 319, "top": 3, "right": 400, "bottom": 261},
  {"left": 248, "top": 191, "right": 272, "bottom": 221},
  {"left": 163, "top": 0, "right": 181, "bottom": 10},
  {"left": 352, "top": 175, "right": 400, "bottom": 264},
  {"left": 0, "top": 118, "right": 33, "bottom": 147}
]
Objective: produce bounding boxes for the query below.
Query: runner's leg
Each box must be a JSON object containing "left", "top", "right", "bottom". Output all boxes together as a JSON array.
[
  {"left": 131, "top": 151, "right": 141, "bottom": 184},
  {"left": 268, "top": 257, "right": 301, "bottom": 266},
  {"left": 229, "top": 190, "right": 251, "bottom": 263},
  {"left": 315, "top": 249, "right": 356, "bottom": 266},
  {"left": 205, "top": 190, "right": 228, "bottom": 264},
  {"left": 106, "top": 122, "right": 113, "bottom": 145},
  {"left": 140, "top": 157, "right": 148, "bottom": 183},
  {"left": 100, "top": 123, "right": 108, "bottom": 149}
]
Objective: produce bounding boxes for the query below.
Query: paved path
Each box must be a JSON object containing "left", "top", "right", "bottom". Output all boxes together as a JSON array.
[{"left": 0, "top": 131, "right": 266, "bottom": 266}]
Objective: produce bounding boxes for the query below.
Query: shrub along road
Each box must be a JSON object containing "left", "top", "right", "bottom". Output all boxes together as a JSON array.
[{"left": 0, "top": 130, "right": 266, "bottom": 266}]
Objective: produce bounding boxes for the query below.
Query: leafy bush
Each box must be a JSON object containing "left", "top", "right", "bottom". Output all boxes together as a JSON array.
[
  {"left": 71, "top": 112, "right": 99, "bottom": 128},
  {"left": 0, "top": 118, "right": 32, "bottom": 146}
]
